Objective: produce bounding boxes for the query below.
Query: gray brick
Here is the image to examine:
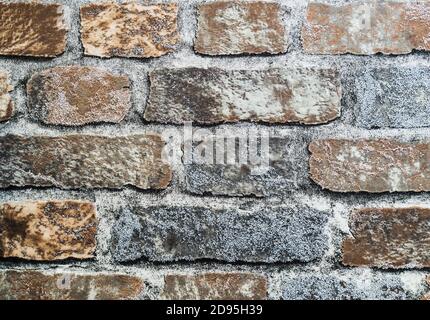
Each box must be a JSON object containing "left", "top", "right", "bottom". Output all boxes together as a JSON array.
[
  {"left": 354, "top": 68, "right": 430, "bottom": 128},
  {"left": 185, "top": 136, "right": 310, "bottom": 197},
  {"left": 111, "top": 205, "right": 329, "bottom": 263}
]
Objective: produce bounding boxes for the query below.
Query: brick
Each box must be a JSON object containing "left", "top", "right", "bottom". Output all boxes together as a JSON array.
[
  {"left": 309, "top": 139, "right": 430, "bottom": 193},
  {"left": 0, "top": 201, "right": 96, "bottom": 261},
  {"left": 195, "top": 1, "right": 288, "bottom": 55},
  {"left": 0, "top": 72, "right": 13, "bottom": 122},
  {"left": 0, "top": 135, "right": 172, "bottom": 190},
  {"left": 80, "top": 3, "right": 179, "bottom": 58},
  {"left": 111, "top": 205, "right": 329, "bottom": 263},
  {"left": 302, "top": 2, "right": 430, "bottom": 55},
  {"left": 354, "top": 68, "right": 430, "bottom": 128},
  {"left": 163, "top": 273, "right": 267, "bottom": 300},
  {"left": 0, "top": 3, "right": 66, "bottom": 57},
  {"left": 145, "top": 68, "right": 341, "bottom": 125},
  {"left": 27, "top": 66, "right": 130, "bottom": 126},
  {"left": 342, "top": 208, "right": 430, "bottom": 269},
  {"left": 282, "top": 272, "right": 423, "bottom": 300},
  {"left": 185, "top": 136, "right": 309, "bottom": 197},
  {"left": 0, "top": 271, "right": 144, "bottom": 300}
]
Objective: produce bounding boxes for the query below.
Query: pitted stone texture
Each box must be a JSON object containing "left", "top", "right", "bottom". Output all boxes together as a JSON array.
[
  {"left": 354, "top": 68, "right": 430, "bottom": 128},
  {"left": 80, "top": 2, "right": 179, "bottom": 58},
  {"left": 302, "top": 2, "right": 430, "bottom": 55},
  {"left": 343, "top": 208, "right": 430, "bottom": 269},
  {"left": 185, "top": 136, "right": 309, "bottom": 197},
  {"left": 0, "top": 135, "right": 172, "bottom": 190},
  {"left": 0, "top": 3, "right": 66, "bottom": 57},
  {"left": 0, "top": 72, "right": 13, "bottom": 122},
  {"left": 145, "top": 68, "right": 341, "bottom": 125},
  {"left": 195, "top": 1, "right": 288, "bottom": 55},
  {"left": 0, "top": 201, "right": 96, "bottom": 261},
  {"left": 164, "top": 273, "right": 267, "bottom": 300},
  {"left": 0, "top": 271, "right": 144, "bottom": 300},
  {"left": 282, "top": 273, "right": 422, "bottom": 300},
  {"left": 27, "top": 66, "right": 131, "bottom": 126},
  {"left": 309, "top": 139, "right": 430, "bottom": 193},
  {"left": 423, "top": 277, "right": 430, "bottom": 300},
  {"left": 111, "top": 205, "right": 329, "bottom": 263}
]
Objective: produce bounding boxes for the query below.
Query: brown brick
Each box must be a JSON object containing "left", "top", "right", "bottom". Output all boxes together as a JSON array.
[
  {"left": 163, "top": 273, "right": 267, "bottom": 300},
  {"left": 0, "top": 271, "right": 144, "bottom": 300},
  {"left": 0, "top": 72, "right": 13, "bottom": 122},
  {"left": 0, "top": 135, "right": 172, "bottom": 190},
  {"left": 0, "top": 201, "right": 96, "bottom": 261},
  {"left": 0, "top": 3, "right": 66, "bottom": 57},
  {"left": 342, "top": 208, "right": 430, "bottom": 269},
  {"left": 27, "top": 66, "right": 130, "bottom": 126},
  {"left": 195, "top": 1, "right": 287, "bottom": 55},
  {"left": 309, "top": 139, "right": 430, "bottom": 193},
  {"left": 145, "top": 68, "right": 341, "bottom": 125},
  {"left": 302, "top": 2, "right": 430, "bottom": 55},
  {"left": 80, "top": 2, "right": 179, "bottom": 58}
]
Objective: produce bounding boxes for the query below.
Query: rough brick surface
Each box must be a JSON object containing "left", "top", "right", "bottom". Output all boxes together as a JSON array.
[
  {"left": 0, "top": 135, "right": 172, "bottom": 190},
  {"left": 80, "top": 3, "right": 179, "bottom": 58},
  {"left": 111, "top": 205, "right": 329, "bottom": 263},
  {"left": 0, "top": 271, "right": 144, "bottom": 300},
  {"left": 354, "top": 68, "right": 430, "bottom": 128},
  {"left": 302, "top": 2, "right": 430, "bottom": 55},
  {"left": 164, "top": 273, "right": 267, "bottom": 300},
  {"left": 145, "top": 68, "right": 341, "bottom": 125},
  {"left": 195, "top": 1, "right": 288, "bottom": 55},
  {"left": 0, "top": 201, "right": 96, "bottom": 261},
  {"left": 309, "top": 139, "right": 430, "bottom": 193},
  {"left": 27, "top": 66, "right": 131, "bottom": 126},
  {"left": 281, "top": 273, "right": 424, "bottom": 300},
  {"left": 0, "top": 2, "right": 66, "bottom": 57},
  {"left": 0, "top": 72, "right": 13, "bottom": 122},
  {"left": 185, "top": 136, "right": 309, "bottom": 197},
  {"left": 342, "top": 208, "right": 430, "bottom": 269}
]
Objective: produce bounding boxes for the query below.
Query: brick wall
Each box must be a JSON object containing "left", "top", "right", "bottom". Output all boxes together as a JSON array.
[{"left": 1, "top": 0, "right": 430, "bottom": 300}]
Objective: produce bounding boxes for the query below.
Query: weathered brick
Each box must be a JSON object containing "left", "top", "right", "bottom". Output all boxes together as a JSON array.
[
  {"left": 0, "top": 72, "right": 13, "bottom": 122},
  {"left": 0, "top": 135, "right": 172, "bottom": 190},
  {"left": 282, "top": 272, "right": 424, "bottom": 300},
  {"left": 185, "top": 136, "right": 309, "bottom": 197},
  {"left": 27, "top": 66, "right": 130, "bottom": 126},
  {"left": 0, "top": 2, "right": 66, "bottom": 57},
  {"left": 163, "top": 273, "right": 267, "bottom": 300},
  {"left": 0, "top": 271, "right": 144, "bottom": 300},
  {"left": 195, "top": 1, "right": 288, "bottom": 55},
  {"left": 0, "top": 201, "right": 96, "bottom": 261},
  {"left": 145, "top": 68, "right": 341, "bottom": 125},
  {"left": 354, "top": 68, "right": 430, "bottom": 128},
  {"left": 302, "top": 2, "right": 430, "bottom": 55},
  {"left": 342, "top": 208, "right": 430, "bottom": 269},
  {"left": 112, "top": 205, "right": 329, "bottom": 263},
  {"left": 309, "top": 139, "right": 430, "bottom": 193},
  {"left": 80, "top": 3, "right": 179, "bottom": 58}
]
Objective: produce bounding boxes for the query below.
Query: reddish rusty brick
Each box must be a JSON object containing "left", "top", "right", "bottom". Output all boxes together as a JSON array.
[
  {"left": 80, "top": 2, "right": 179, "bottom": 58},
  {"left": 163, "top": 273, "right": 267, "bottom": 300},
  {"left": 195, "top": 1, "right": 288, "bottom": 55},
  {"left": 0, "top": 2, "right": 66, "bottom": 57},
  {"left": 343, "top": 208, "right": 430, "bottom": 269},
  {"left": 28, "top": 66, "right": 131, "bottom": 126},
  {"left": 309, "top": 139, "right": 430, "bottom": 193},
  {"left": 0, "top": 72, "right": 13, "bottom": 122},
  {"left": 302, "top": 2, "right": 430, "bottom": 55},
  {"left": 0, "top": 201, "right": 97, "bottom": 261},
  {"left": 0, "top": 271, "right": 144, "bottom": 300}
]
